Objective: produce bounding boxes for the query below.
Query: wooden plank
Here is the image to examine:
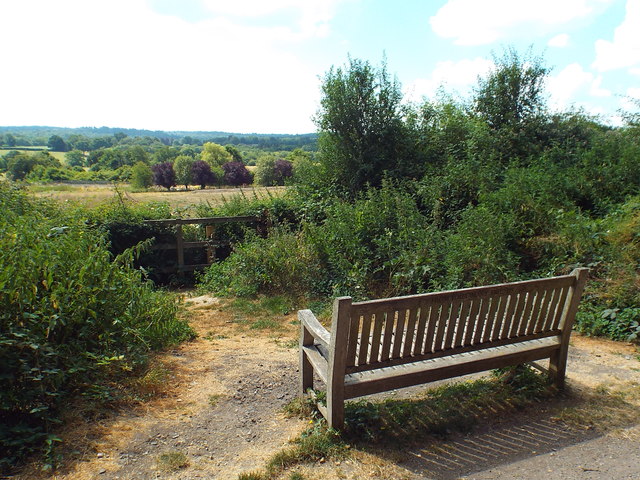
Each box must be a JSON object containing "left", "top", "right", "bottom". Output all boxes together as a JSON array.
[
  {"left": 526, "top": 289, "right": 545, "bottom": 335},
  {"left": 454, "top": 299, "right": 472, "bottom": 348},
  {"left": 357, "top": 313, "right": 373, "bottom": 365},
  {"left": 380, "top": 310, "right": 396, "bottom": 362},
  {"left": 517, "top": 290, "right": 537, "bottom": 336},
  {"left": 550, "top": 286, "right": 570, "bottom": 330},
  {"left": 533, "top": 288, "right": 554, "bottom": 333},
  {"left": 509, "top": 291, "right": 527, "bottom": 337},
  {"left": 481, "top": 296, "right": 500, "bottom": 343},
  {"left": 298, "top": 309, "right": 330, "bottom": 349},
  {"left": 391, "top": 309, "right": 408, "bottom": 359},
  {"left": 403, "top": 307, "right": 419, "bottom": 356},
  {"left": 498, "top": 293, "right": 518, "bottom": 340},
  {"left": 351, "top": 275, "right": 575, "bottom": 315},
  {"left": 175, "top": 225, "right": 184, "bottom": 269},
  {"left": 144, "top": 215, "right": 258, "bottom": 225},
  {"left": 344, "top": 337, "right": 561, "bottom": 399},
  {"left": 444, "top": 299, "right": 463, "bottom": 349},
  {"left": 301, "top": 346, "right": 328, "bottom": 383},
  {"left": 542, "top": 287, "right": 562, "bottom": 331},
  {"left": 489, "top": 294, "right": 509, "bottom": 342},
  {"left": 463, "top": 298, "right": 481, "bottom": 346},
  {"left": 432, "top": 303, "right": 450, "bottom": 352},
  {"left": 368, "top": 312, "right": 385, "bottom": 364},
  {"left": 326, "top": 297, "right": 352, "bottom": 428},
  {"left": 344, "top": 329, "right": 561, "bottom": 374},
  {"left": 423, "top": 304, "right": 439, "bottom": 354},
  {"left": 345, "top": 313, "right": 360, "bottom": 368},
  {"left": 473, "top": 296, "right": 491, "bottom": 345},
  {"left": 412, "top": 303, "right": 430, "bottom": 355}
]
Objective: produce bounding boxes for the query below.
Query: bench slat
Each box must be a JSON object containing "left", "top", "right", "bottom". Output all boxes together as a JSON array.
[
  {"left": 482, "top": 295, "right": 501, "bottom": 343},
  {"left": 454, "top": 298, "right": 473, "bottom": 348},
  {"left": 498, "top": 293, "right": 518, "bottom": 340},
  {"left": 357, "top": 313, "right": 374, "bottom": 365},
  {"left": 444, "top": 299, "right": 463, "bottom": 350},
  {"left": 473, "top": 296, "right": 490, "bottom": 345},
  {"left": 391, "top": 309, "right": 408, "bottom": 359},
  {"left": 413, "top": 303, "right": 430, "bottom": 355},
  {"left": 380, "top": 309, "right": 396, "bottom": 362},
  {"left": 517, "top": 290, "right": 536, "bottom": 336},
  {"left": 526, "top": 289, "right": 545, "bottom": 335},
  {"left": 302, "top": 345, "right": 328, "bottom": 383},
  {"left": 551, "top": 286, "right": 570, "bottom": 330},
  {"left": 463, "top": 297, "right": 481, "bottom": 346},
  {"left": 433, "top": 303, "right": 450, "bottom": 353},
  {"left": 403, "top": 307, "right": 420, "bottom": 356},
  {"left": 345, "top": 314, "right": 360, "bottom": 368},
  {"left": 534, "top": 288, "right": 554, "bottom": 333},
  {"left": 368, "top": 312, "right": 385, "bottom": 364}
]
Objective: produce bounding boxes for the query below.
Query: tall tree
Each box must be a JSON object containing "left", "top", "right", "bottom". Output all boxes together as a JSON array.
[
  {"left": 47, "top": 135, "right": 68, "bottom": 152},
  {"left": 152, "top": 162, "right": 176, "bottom": 191},
  {"left": 191, "top": 160, "right": 216, "bottom": 189},
  {"left": 173, "top": 155, "right": 195, "bottom": 190},
  {"left": 314, "top": 57, "right": 416, "bottom": 195},
  {"left": 201, "top": 142, "right": 232, "bottom": 168}
]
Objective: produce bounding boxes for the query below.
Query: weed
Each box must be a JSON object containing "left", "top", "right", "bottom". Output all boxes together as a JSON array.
[
  {"left": 250, "top": 319, "right": 281, "bottom": 330},
  {"left": 208, "top": 394, "right": 224, "bottom": 407},
  {"left": 157, "top": 451, "right": 189, "bottom": 471},
  {"left": 238, "top": 471, "right": 265, "bottom": 480}
]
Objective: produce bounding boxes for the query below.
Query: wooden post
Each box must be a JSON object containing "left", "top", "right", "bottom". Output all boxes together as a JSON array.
[
  {"left": 299, "top": 313, "right": 315, "bottom": 396},
  {"left": 326, "top": 296, "right": 352, "bottom": 429},
  {"left": 550, "top": 268, "right": 588, "bottom": 388},
  {"left": 175, "top": 224, "right": 184, "bottom": 270},
  {"left": 205, "top": 225, "right": 215, "bottom": 264}
]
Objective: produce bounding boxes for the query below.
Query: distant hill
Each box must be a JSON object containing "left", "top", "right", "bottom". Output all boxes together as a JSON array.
[{"left": 0, "top": 126, "right": 318, "bottom": 151}]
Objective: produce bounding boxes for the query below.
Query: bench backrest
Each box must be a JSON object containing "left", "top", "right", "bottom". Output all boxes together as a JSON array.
[{"left": 337, "top": 269, "right": 587, "bottom": 374}]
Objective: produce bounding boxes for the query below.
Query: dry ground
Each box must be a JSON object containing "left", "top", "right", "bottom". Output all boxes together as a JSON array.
[{"left": 10, "top": 296, "right": 640, "bottom": 480}]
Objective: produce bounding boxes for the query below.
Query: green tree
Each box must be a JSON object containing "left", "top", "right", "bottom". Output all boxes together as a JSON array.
[
  {"left": 5, "top": 133, "right": 16, "bottom": 147},
  {"left": 225, "top": 145, "right": 243, "bottom": 163},
  {"left": 254, "top": 154, "right": 278, "bottom": 186},
  {"left": 47, "top": 135, "right": 68, "bottom": 152},
  {"left": 130, "top": 161, "right": 154, "bottom": 189},
  {"left": 473, "top": 48, "right": 549, "bottom": 163},
  {"left": 201, "top": 142, "right": 232, "bottom": 168},
  {"left": 173, "top": 155, "right": 195, "bottom": 190},
  {"left": 314, "top": 57, "right": 417, "bottom": 195},
  {"left": 65, "top": 150, "right": 85, "bottom": 167}
]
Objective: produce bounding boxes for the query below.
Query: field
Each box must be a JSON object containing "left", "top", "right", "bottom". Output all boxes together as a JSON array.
[
  {"left": 27, "top": 183, "right": 287, "bottom": 210},
  {"left": 0, "top": 147, "right": 67, "bottom": 162}
]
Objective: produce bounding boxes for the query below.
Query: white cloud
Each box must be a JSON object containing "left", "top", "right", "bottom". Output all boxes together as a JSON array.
[
  {"left": 201, "top": 0, "right": 342, "bottom": 38},
  {"left": 547, "top": 63, "right": 611, "bottom": 111},
  {"left": 404, "top": 58, "right": 494, "bottom": 102},
  {"left": 430, "top": 0, "right": 613, "bottom": 45},
  {"left": 593, "top": 0, "right": 640, "bottom": 71},
  {"left": 0, "top": 0, "right": 331, "bottom": 132},
  {"left": 548, "top": 33, "right": 570, "bottom": 47}
]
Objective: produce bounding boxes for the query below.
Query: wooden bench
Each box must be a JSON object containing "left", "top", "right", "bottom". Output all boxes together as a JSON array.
[{"left": 299, "top": 268, "right": 588, "bottom": 429}]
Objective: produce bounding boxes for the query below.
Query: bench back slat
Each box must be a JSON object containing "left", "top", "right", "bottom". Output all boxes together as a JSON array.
[{"left": 343, "top": 273, "right": 579, "bottom": 374}]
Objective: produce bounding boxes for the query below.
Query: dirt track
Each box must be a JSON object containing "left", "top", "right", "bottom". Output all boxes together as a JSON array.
[{"left": 14, "top": 296, "right": 640, "bottom": 480}]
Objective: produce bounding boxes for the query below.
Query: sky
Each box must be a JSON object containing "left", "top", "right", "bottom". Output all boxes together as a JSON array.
[{"left": 1, "top": 0, "right": 639, "bottom": 134}]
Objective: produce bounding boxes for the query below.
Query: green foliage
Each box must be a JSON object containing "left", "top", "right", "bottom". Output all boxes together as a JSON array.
[
  {"left": 130, "top": 161, "right": 154, "bottom": 190},
  {"left": 0, "top": 185, "right": 193, "bottom": 469},
  {"left": 314, "top": 57, "right": 419, "bottom": 196},
  {"left": 173, "top": 155, "right": 195, "bottom": 189},
  {"left": 199, "top": 228, "right": 323, "bottom": 298},
  {"left": 201, "top": 141, "right": 233, "bottom": 168}
]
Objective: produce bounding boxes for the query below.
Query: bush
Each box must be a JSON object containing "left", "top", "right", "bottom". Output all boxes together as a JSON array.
[{"left": 0, "top": 184, "right": 193, "bottom": 469}]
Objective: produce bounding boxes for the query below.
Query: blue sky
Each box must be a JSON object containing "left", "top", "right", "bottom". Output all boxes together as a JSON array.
[{"left": 1, "top": 0, "right": 638, "bottom": 133}]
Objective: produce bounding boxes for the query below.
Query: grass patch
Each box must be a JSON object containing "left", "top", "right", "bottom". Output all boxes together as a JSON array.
[
  {"left": 157, "top": 451, "right": 189, "bottom": 471},
  {"left": 250, "top": 318, "right": 281, "bottom": 330},
  {"left": 208, "top": 394, "right": 224, "bottom": 407}
]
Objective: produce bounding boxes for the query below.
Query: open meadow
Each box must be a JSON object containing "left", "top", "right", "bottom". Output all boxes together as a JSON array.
[{"left": 27, "top": 182, "right": 287, "bottom": 211}]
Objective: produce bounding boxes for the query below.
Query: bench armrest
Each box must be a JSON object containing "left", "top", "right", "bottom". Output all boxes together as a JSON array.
[{"left": 299, "top": 309, "right": 331, "bottom": 349}]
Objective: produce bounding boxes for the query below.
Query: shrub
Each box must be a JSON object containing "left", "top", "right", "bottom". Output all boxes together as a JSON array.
[
  {"left": 0, "top": 184, "right": 193, "bottom": 469},
  {"left": 130, "top": 161, "right": 154, "bottom": 189}
]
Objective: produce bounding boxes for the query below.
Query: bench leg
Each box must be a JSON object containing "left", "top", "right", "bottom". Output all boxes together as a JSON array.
[
  {"left": 299, "top": 350, "right": 314, "bottom": 396},
  {"left": 326, "top": 385, "right": 344, "bottom": 430},
  {"left": 549, "top": 349, "right": 567, "bottom": 389}
]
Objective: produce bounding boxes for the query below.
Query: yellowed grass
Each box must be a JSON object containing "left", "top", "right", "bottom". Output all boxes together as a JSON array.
[{"left": 27, "top": 183, "right": 287, "bottom": 210}]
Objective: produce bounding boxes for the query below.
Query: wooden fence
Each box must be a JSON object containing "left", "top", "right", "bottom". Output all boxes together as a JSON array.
[{"left": 143, "top": 215, "right": 260, "bottom": 273}]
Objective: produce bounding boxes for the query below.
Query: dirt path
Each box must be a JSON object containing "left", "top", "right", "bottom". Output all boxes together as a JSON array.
[{"left": 14, "top": 297, "right": 640, "bottom": 480}]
